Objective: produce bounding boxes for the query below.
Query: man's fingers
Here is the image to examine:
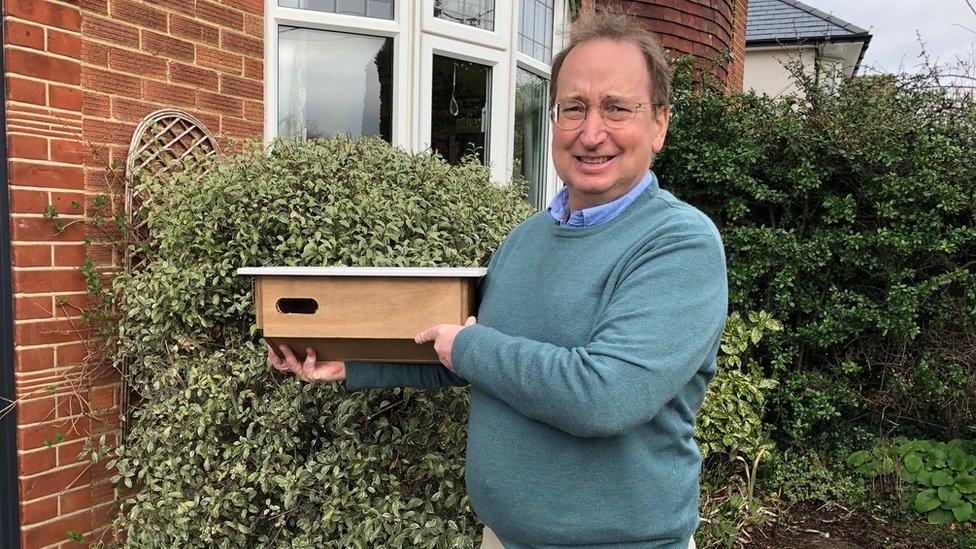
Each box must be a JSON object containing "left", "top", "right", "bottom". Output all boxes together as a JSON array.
[
  {"left": 464, "top": 316, "right": 477, "bottom": 326},
  {"left": 415, "top": 326, "right": 437, "bottom": 344},
  {"left": 303, "top": 347, "right": 317, "bottom": 368}
]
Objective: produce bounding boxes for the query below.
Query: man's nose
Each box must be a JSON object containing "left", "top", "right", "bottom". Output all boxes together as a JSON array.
[{"left": 577, "top": 106, "right": 608, "bottom": 148}]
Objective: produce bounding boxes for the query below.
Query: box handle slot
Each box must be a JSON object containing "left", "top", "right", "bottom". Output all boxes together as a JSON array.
[{"left": 276, "top": 298, "right": 318, "bottom": 315}]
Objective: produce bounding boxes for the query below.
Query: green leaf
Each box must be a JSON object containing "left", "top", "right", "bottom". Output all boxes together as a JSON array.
[
  {"left": 932, "top": 471, "right": 954, "bottom": 487},
  {"left": 953, "top": 501, "right": 974, "bottom": 522},
  {"left": 927, "top": 508, "right": 954, "bottom": 524},
  {"left": 904, "top": 453, "right": 923, "bottom": 473},
  {"left": 916, "top": 489, "right": 941, "bottom": 513}
]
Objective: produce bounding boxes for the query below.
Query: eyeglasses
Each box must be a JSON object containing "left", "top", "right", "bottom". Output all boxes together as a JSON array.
[{"left": 550, "top": 98, "right": 661, "bottom": 130}]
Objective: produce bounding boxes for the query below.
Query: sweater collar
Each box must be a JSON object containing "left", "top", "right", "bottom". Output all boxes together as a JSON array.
[{"left": 547, "top": 171, "right": 659, "bottom": 228}]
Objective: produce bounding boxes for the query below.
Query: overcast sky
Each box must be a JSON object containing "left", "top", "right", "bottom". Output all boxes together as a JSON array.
[{"left": 804, "top": 0, "right": 976, "bottom": 74}]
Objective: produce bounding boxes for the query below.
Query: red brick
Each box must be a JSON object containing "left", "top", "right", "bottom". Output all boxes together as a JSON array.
[
  {"left": 57, "top": 439, "right": 88, "bottom": 466},
  {"left": 6, "top": 0, "right": 82, "bottom": 33},
  {"left": 21, "top": 508, "right": 92, "bottom": 547},
  {"left": 6, "top": 19, "right": 45, "bottom": 50},
  {"left": 221, "top": 116, "right": 262, "bottom": 138},
  {"left": 108, "top": 46, "right": 168, "bottom": 78},
  {"left": 19, "top": 447, "right": 57, "bottom": 475},
  {"left": 14, "top": 269, "right": 87, "bottom": 294},
  {"left": 170, "top": 13, "right": 220, "bottom": 43},
  {"left": 170, "top": 62, "right": 218, "bottom": 90},
  {"left": 60, "top": 486, "right": 92, "bottom": 514},
  {"left": 53, "top": 245, "right": 86, "bottom": 266},
  {"left": 196, "top": 0, "right": 245, "bottom": 29},
  {"left": 51, "top": 139, "right": 86, "bottom": 164},
  {"left": 11, "top": 216, "right": 86, "bottom": 241},
  {"left": 83, "top": 92, "right": 111, "bottom": 118},
  {"left": 50, "top": 191, "right": 85, "bottom": 214},
  {"left": 243, "top": 57, "right": 263, "bottom": 80},
  {"left": 82, "top": 118, "right": 134, "bottom": 144},
  {"left": 83, "top": 67, "right": 142, "bottom": 98},
  {"left": 54, "top": 294, "right": 90, "bottom": 318},
  {"left": 12, "top": 244, "right": 52, "bottom": 267},
  {"left": 196, "top": 44, "right": 242, "bottom": 74},
  {"left": 5, "top": 49, "right": 80, "bottom": 85},
  {"left": 20, "top": 494, "right": 58, "bottom": 524},
  {"left": 142, "top": 79, "right": 197, "bottom": 106},
  {"left": 16, "top": 295, "right": 54, "bottom": 320},
  {"left": 8, "top": 134, "right": 49, "bottom": 161},
  {"left": 56, "top": 342, "right": 89, "bottom": 367},
  {"left": 244, "top": 100, "right": 262, "bottom": 122},
  {"left": 8, "top": 162, "right": 84, "bottom": 190},
  {"left": 220, "top": 74, "right": 262, "bottom": 100},
  {"left": 9, "top": 189, "right": 48, "bottom": 214},
  {"left": 141, "top": 30, "right": 195, "bottom": 62},
  {"left": 81, "top": 0, "right": 109, "bottom": 14},
  {"left": 190, "top": 110, "right": 220, "bottom": 133},
  {"left": 16, "top": 396, "right": 58, "bottom": 424},
  {"left": 47, "top": 28, "right": 82, "bottom": 58},
  {"left": 111, "top": 97, "right": 156, "bottom": 122},
  {"left": 198, "top": 90, "right": 243, "bottom": 116},
  {"left": 220, "top": 29, "right": 262, "bottom": 57},
  {"left": 50, "top": 85, "right": 83, "bottom": 111},
  {"left": 112, "top": 0, "right": 168, "bottom": 32},
  {"left": 91, "top": 480, "right": 114, "bottom": 506},
  {"left": 224, "top": 0, "right": 264, "bottom": 15},
  {"left": 6, "top": 76, "right": 47, "bottom": 105},
  {"left": 244, "top": 13, "right": 264, "bottom": 38},
  {"left": 82, "top": 16, "right": 140, "bottom": 49},
  {"left": 81, "top": 41, "right": 110, "bottom": 67},
  {"left": 147, "top": 0, "right": 195, "bottom": 12},
  {"left": 17, "top": 418, "right": 90, "bottom": 453},
  {"left": 89, "top": 385, "right": 115, "bottom": 411},
  {"left": 56, "top": 393, "right": 87, "bottom": 419}
]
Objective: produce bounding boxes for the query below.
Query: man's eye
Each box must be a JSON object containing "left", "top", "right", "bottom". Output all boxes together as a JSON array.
[
  {"left": 562, "top": 105, "right": 584, "bottom": 113},
  {"left": 607, "top": 104, "right": 633, "bottom": 113}
]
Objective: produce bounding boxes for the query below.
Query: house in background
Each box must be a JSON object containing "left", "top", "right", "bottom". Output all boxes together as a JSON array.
[
  {"left": 744, "top": 0, "right": 871, "bottom": 97},
  {"left": 1, "top": 1, "right": 748, "bottom": 547}
]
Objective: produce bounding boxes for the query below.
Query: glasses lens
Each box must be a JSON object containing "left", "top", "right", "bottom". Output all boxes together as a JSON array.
[
  {"left": 554, "top": 100, "right": 585, "bottom": 129},
  {"left": 601, "top": 98, "right": 638, "bottom": 127}
]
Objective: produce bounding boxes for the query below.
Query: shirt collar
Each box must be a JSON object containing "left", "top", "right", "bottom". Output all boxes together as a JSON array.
[{"left": 547, "top": 171, "right": 657, "bottom": 228}]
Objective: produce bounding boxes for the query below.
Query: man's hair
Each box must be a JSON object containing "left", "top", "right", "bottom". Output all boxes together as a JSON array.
[{"left": 549, "top": 9, "right": 672, "bottom": 108}]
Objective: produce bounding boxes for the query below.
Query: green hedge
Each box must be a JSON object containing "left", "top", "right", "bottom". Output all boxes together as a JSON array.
[{"left": 657, "top": 67, "right": 976, "bottom": 445}]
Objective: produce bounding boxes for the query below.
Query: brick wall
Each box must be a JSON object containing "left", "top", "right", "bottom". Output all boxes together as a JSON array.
[
  {"left": 600, "top": 0, "right": 737, "bottom": 86},
  {"left": 728, "top": 0, "right": 748, "bottom": 92},
  {"left": 4, "top": 1, "right": 264, "bottom": 546}
]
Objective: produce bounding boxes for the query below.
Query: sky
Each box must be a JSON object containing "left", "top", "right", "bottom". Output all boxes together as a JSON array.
[{"left": 803, "top": 0, "right": 976, "bottom": 74}]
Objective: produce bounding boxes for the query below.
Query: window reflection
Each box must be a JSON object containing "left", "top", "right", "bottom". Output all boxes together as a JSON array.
[
  {"left": 434, "top": 0, "right": 495, "bottom": 31},
  {"left": 278, "top": 27, "right": 393, "bottom": 141},
  {"left": 518, "top": 0, "right": 554, "bottom": 64},
  {"left": 279, "top": 0, "right": 394, "bottom": 19},
  {"left": 514, "top": 68, "right": 548, "bottom": 209},
  {"left": 430, "top": 55, "right": 491, "bottom": 165}
]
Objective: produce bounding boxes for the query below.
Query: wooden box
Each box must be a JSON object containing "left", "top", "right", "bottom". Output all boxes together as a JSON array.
[{"left": 237, "top": 266, "right": 486, "bottom": 363}]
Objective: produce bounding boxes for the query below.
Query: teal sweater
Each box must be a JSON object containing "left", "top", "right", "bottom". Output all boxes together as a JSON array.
[{"left": 346, "top": 180, "right": 728, "bottom": 548}]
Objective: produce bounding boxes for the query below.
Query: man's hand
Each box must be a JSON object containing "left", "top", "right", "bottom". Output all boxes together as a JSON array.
[
  {"left": 268, "top": 345, "right": 346, "bottom": 383},
  {"left": 414, "top": 316, "right": 477, "bottom": 371}
]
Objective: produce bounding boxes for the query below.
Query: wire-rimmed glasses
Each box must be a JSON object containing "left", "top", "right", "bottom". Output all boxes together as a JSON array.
[{"left": 550, "top": 97, "right": 660, "bottom": 130}]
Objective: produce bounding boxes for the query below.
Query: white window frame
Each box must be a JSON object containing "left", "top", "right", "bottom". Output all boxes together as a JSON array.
[
  {"left": 264, "top": 3, "right": 413, "bottom": 148},
  {"left": 421, "top": 0, "right": 512, "bottom": 51},
  {"left": 418, "top": 34, "right": 511, "bottom": 183},
  {"left": 263, "top": 0, "right": 570, "bottom": 193}
]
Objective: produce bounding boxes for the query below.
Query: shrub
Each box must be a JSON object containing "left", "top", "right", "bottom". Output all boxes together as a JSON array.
[
  {"left": 105, "top": 137, "right": 533, "bottom": 547},
  {"left": 658, "top": 65, "right": 976, "bottom": 444}
]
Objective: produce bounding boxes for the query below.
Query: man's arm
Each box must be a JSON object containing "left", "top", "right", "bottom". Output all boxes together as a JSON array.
[
  {"left": 345, "top": 361, "right": 468, "bottom": 390},
  {"left": 450, "top": 234, "right": 728, "bottom": 438}
]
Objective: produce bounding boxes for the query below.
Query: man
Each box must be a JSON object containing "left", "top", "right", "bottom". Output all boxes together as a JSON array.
[{"left": 269, "top": 10, "right": 727, "bottom": 549}]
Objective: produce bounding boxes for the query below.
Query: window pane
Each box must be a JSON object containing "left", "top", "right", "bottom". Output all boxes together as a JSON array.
[
  {"left": 514, "top": 68, "right": 548, "bottom": 209},
  {"left": 278, "top": 27, "right": 393, "bottom": 141},
  {"left": 434, "top": 0, "right": 495, "bottom": 31},
  {"left": 431, "top": 55, "right": 491, "bottom": 165},
  {"left": 279, "top": 0, "right": 393, "bottom": 19},
  {"left": 518, "top": 0, "right": 553, "bottom": 64}
]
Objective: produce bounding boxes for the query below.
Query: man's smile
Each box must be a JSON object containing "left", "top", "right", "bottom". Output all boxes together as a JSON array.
[{"left": 575, "top": 155, "right": 616, "bottom": 165}]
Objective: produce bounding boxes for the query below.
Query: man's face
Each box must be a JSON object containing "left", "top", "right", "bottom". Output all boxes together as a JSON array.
[{"left": 551, "top": 39, "right": 669, "bottom": 211}]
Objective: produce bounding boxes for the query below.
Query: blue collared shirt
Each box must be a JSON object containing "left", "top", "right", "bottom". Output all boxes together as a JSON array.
[{"left": 546, "top": 171, "right": 657, "bottom": 228}]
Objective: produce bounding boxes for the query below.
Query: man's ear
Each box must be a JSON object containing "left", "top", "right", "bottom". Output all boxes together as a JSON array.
[{"left": 651, "top": 105, "right": 670, "bottom": 154}]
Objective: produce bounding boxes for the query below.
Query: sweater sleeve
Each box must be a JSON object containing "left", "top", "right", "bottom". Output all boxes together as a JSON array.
[
  {"left": 450, "top": 233, "right": 728, "bottom": 438},
  {"left": 345, "top": 362, "right": 468, "bottom": 390}
]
